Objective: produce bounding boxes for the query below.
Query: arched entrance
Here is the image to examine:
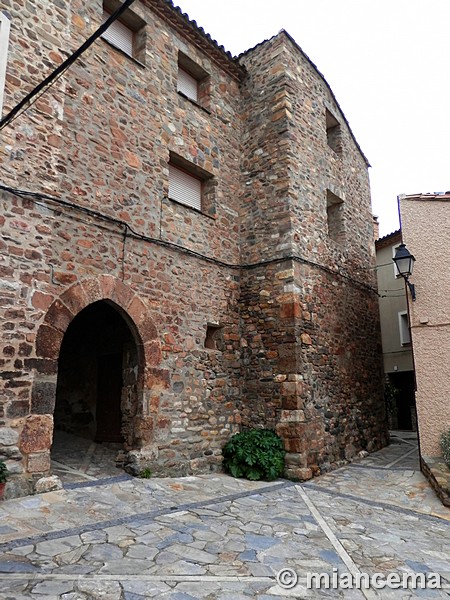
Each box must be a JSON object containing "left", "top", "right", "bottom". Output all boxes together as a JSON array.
[
  {"left": 54, "top": 300, "right": 138, "bottom": 444},
  {"left": 51, "top": 300, "right": 142, "bottom": 480},
  {"left": 26, "top": 276, "right": 163, "bottom": 485}
]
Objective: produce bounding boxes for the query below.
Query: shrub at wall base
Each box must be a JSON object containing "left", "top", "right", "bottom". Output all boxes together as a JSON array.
[{"left": 222, "top": 429, "right": 285, "bottom": 481}]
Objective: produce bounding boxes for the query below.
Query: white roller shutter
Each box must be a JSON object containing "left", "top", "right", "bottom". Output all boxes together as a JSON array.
[
  {"left": 169, "top": 164, "right": 202, "bottom": 211},
  {"left": 177, "top": 67, "right": 198, "bottom": 102},
  {"left": 101, "top": 10, "right": 133, "bottom": 57}
]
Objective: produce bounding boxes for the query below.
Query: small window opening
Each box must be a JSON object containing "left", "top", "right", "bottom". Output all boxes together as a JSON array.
[
  {"left": 399, "top": 311, "right": 411, "bottom": 346},
  {"left": 101, "top": 1, "right": 146, "bottom": 63},
  {"left": 168, "top": 152, "right": 216, "bottom": 217},
  {"left": 327, "top": 189, "right": 345, "bottom": 243},
  {"left": 177, "top": 52, "right": 210, "bottom": 108},
  {"left": 205, "top": 323, "right": 224, "bottom": 350},
  {"left": 326, "top": 109, "right": 342, "bottom": 155}
]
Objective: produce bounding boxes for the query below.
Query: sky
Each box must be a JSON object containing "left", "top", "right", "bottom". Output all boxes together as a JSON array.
[{"left": 174, "top": 0, "right": 450, "bottom": 237}]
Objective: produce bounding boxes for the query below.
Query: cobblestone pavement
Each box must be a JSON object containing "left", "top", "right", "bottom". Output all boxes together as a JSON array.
[{"left": 0, "top": 432, "right": 449, "bottom": 599}]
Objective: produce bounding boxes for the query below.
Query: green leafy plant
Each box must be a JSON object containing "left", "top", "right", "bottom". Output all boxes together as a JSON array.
[
  {"left": 139, "top": 467, "right": 152, "bottom": 479},
  {"left": 222, "top": 429, "right": 285, "bottom": 481},
  {"left": 0, "top": 460, "right": 8, "bottom": 484},
  {"left": 440, "top": 429, "right": 450, "bottom": 468}
]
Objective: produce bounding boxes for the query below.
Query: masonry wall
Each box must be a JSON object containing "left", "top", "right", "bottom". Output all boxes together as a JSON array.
[
  {"left": 0, "top": 1, "right": 387, "bottom": 496},
  {"left": 239, "top": 34, "right": 387, "bottom": 477},
  {"left": 0, "top": 0, "right": 244, "bottom": 496}
]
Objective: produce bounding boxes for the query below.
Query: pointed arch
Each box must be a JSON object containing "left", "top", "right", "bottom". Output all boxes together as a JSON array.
[{"left": 24, "top": 277, "right": 167, "bottom": 475}]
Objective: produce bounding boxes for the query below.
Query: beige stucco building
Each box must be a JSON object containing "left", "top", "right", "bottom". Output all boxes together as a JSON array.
[
  {"left": 375, "top": 230, "right": 415, "bottom": 430},
  {"left": 399, "top": 193, "right": 450, "bottom": 457}
]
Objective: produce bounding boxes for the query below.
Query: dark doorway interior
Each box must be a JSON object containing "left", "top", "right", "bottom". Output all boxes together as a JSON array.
[
  {"left": 54, "top": 301, "right": 137, "bottom": 444},
  {"left": 388, "top": 370, "right": 416, "bottom": 431}
]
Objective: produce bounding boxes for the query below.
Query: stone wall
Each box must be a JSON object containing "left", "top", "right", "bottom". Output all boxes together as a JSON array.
[
  {"left": 238, "top": 33, "right": 387, "bottom": 478},
  {"left": 0, "top": 1, "right": 387, "bottom": 496}
]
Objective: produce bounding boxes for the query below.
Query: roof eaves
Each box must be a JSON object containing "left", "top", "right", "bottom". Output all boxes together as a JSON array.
[
  {"left": 147, "top": 0, "right": 246, "bottom": 81},
  {"left": 375, "top": 229, "right": 401, "bottom": 249},
  {"left": 401, "top": 192, "right": 450, "bottom": 201}
]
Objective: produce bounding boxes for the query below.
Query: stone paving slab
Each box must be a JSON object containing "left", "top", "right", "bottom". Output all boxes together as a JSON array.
[
  {"left": 1, "top": 437, "right": 450, "bottom": 598},
  {"left": 0, "top": 475, "right": 279, "bottom": 545}
]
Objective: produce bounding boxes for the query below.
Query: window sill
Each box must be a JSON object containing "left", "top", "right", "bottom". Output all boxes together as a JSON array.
[
  {"left": 177, "top": 91, "right": 211, "bottom": 115},
  {"left": 100, "top": 37, "right": 146, "bottom": 68},
  {"left": 168, "top": 196, "right": 216, "bottom": 220}
]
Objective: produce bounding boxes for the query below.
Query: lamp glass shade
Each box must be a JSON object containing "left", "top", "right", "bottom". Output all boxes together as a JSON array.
[{"left": 393, "top": 244, "right": 415, "bottom": 277}]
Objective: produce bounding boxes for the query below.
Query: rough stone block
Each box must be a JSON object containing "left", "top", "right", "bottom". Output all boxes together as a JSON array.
[
  {"left": 27, "top": 451, "right": 51, "bottom": 473},
  {"left": 19, "top": 415, "right": 53, "bottom": 454},
  {"left": 44, "top": 300, "right": 74, "bottom": 332},
  {"left": 35, "top": 324, "right": 63, "bottom": 360},
  {"left": 284, "top": 466, "right": 312, "bottom": 481},
  {"left": 31, "top": 380, "right": 56, "bottom": 414},
  {"left": 0, "top": 427, "right": 19, "bottom": 446},
  {"left": 35, "top": 475, "right": 62, "bottom": 493}
]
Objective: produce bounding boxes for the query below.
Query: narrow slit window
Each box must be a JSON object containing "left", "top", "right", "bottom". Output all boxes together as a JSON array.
[
  {"left": 205, "top": 324, "right": 224, "bottom": 350},
  {"left": 326, "top": 189, "right": 345, "bottom": 243},
  {"left": 326, "top": 109, "right": 342, "bottom": 155}
]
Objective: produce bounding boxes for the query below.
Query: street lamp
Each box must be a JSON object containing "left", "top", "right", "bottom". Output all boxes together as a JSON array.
[{"left": 393, "top": 243, "right": 416, "bottom": 301}]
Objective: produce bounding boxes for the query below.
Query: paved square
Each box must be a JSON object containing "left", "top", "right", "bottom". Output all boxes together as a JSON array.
[{"left": 0, "top": 433, "right": 449, "bottom": 598}]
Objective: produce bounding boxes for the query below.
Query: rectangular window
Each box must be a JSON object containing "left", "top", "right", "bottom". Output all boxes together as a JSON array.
[
  {"left": 0, "top": 11, "right": 11, "bottom": 117},
  {"left": 177, "top": 67, "right": 198, "bottom": 102},
  {"left": 101, "top": 2, "right": 146, "bottom": 63},
  {"left": 102, "top": 9, "right": 134, "bottom": 56},
  {"left": 398, "top": 311, "right": 411, "bottom": 346},
  {"left": 177, "top": 52, "right": 210, "bottom": 109},
  {"left": 326, "top": 108, "right": 342, "bottom": 155},
  {"left": 168, "top": 153, "right": 216, "bottom": 216},
  {"left": 326, "top": 189, "right": 345, "bottom": 243},
  {"left": 169, "top": 164, "right": 202, "bottom": 211}
]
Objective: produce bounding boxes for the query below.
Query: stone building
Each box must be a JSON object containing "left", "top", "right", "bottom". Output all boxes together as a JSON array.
[{"left": 0, "top": 0, "right": 387, "bottom": 496}]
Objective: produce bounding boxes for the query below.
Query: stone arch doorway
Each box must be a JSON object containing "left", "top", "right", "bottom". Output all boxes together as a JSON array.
[
  {"left": 54, "top": 300, "right": 140, "bottom": 446},
  {"left": 27, "top": 276, "right": 163, "bottom": 485}
]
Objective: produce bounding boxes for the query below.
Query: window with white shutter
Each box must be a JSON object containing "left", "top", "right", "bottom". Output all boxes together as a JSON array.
[
  {"left": 101, "top": 9, "right": 134, "bottom": 57},
  {"left": 177, "top": 67, "right": 198, "bottom": 103},
  {"left": 177, "top": 53, "right": 210, "bottom": 109},
  {"left": 0, "top": 12, "right": 11, "bottom": 117},
  {"left": 169, "top": 164, "right": 202, "bottom": 211}
]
